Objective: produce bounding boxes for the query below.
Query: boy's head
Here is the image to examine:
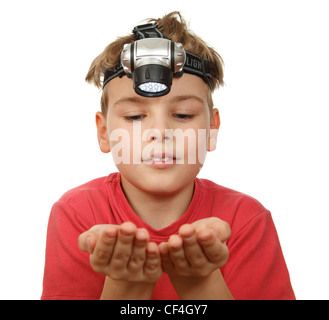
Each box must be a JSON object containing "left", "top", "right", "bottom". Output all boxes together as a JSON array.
[
  {"left": 86, "top": 11, "right": 224, "bottom": 116},
  {"left": 86, "top": 12, "right": 224, "bottom": 196}
]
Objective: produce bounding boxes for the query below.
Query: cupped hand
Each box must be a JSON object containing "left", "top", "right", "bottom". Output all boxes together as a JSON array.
[
  {"left": 158, "top": 217, "right": 231, "bottom": 277},
  {"left": 78, "top": 222, "right": 162, "bottom": 283}
]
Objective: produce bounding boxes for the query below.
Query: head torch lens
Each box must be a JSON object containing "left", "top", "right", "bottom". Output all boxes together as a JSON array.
[
  {"left": 138, "top": 82, "right": 168, "bottom": 93},
  {"left": 133, "top": 65, "right": 172, "bottom": 97}
]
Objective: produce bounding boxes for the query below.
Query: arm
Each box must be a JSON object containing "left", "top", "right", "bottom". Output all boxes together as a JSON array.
[
  {"left": 100, "top": 277, "right": 155, "bottom": 300},
  {"left": 159, "top": 218, "right": 234, "bottom": 300},
  {"left": 168, "top": 269, "right": 232, "bottom": 300},
  {"left": 78, "top": 222, "right": 162, "bottom": 300}
]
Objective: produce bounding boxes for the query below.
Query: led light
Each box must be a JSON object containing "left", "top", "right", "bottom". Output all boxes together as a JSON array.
[{"left": 138, "top": 82, "right": 168, "bottom": 93}]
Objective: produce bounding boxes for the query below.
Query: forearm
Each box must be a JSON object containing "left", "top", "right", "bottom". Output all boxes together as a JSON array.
[
  {"left": 100, "top": 276, "right": 155, "bottom": 300},
  {"left": 169, "top": 269, "right": 234, "bottom": 300}
]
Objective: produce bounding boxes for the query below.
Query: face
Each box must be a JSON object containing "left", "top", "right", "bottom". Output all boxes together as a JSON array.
[{"left": 96, "top": 73, "right": 220, "bottom": 196}]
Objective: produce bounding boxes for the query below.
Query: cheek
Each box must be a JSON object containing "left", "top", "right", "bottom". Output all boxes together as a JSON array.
[
  {"left": 107, "top": 116, "right": 131, "bottom": 149},
  {"left": 170, "top": 128, "right": 207, "bottom": 166},
  {"left": 179, "top": 119, "right": 209, "bottom": 165},
  {"left": 108, "top": 125, "right": 134, "bottom": 165}
]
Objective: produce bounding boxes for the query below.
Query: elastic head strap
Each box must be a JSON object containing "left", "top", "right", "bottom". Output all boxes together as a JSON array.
[
  {"left": 182, "top": 52, "right": 212, "bottom": 89},
  {"left": 133, "top": 23, "right": 164, "bottom": 39}
]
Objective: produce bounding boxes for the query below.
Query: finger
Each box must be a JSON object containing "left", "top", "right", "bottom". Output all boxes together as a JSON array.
[
  {"left": 87, "top": 235, "right": 97, "bottom": 254},
  {"left": 127, "top": 228, "right": 149, "bottom": 272},
  {"left": 167, "top": 234, "right": 190, "bottom": 272},
  {"left": 78, "top": 232, "right": 96, "bottom": 253},
  {"left": 197, "top": 228, "right": 229, "bottom": 266},
  {"left": 90, "top": 225, "right": 118, "bottom": 271},
  {"left": 78, "top": 224, "right": 119, "bottom": 253},
  {"left": 210, "top": 220, "right": 231, "bottom": 242},
  {"left": 109, "top": 222, "right": 137, "bottom": 271},
  {"left": 78, "top": 231, "right": 89, "bottom": 252},
  {"left": 159, "top": 242, "right": 174, "bottom": 273},
  {"left": 179, "top": 224, "right": 208, "bottom": 269},
  {"left": 192, "top": 218, "right": 231, "bottom": 242},
  {"left": 144, "top": 242, "right": 162, "bottom": 282}
]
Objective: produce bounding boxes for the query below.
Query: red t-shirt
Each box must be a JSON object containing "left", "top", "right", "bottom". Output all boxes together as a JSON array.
[{"left": 41, "top": 172, "right": 295, "bottom": 300}]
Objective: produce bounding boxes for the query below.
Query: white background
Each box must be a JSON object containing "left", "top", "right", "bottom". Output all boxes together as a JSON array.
[{"left": 0, "top": 0, "right": 328, "bottom": 300}]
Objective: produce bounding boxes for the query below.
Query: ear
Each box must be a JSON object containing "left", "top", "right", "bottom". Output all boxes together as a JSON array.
[
  {"left": 208, "top": 108, "right": 220, "bottom": 152},
  {"left": 95, "top": 112, "right": 111, "bottom": 153}
]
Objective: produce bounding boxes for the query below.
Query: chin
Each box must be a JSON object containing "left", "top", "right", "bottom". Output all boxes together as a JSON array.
[
  {"left": 141, "top": 174, "right": 184, "bottom": 195},
  {"left": 118, "top": 163, "right": 199, "bottom": 196}
]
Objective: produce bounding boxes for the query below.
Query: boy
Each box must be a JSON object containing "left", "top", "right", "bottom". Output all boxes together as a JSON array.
[{"left": 42, "top": 12, "right": 295, "bottom": 300}]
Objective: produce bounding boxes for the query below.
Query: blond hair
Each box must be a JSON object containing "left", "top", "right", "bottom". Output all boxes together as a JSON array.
[{"left": 85, "top": 12, "right": 224, "bottom": 114}]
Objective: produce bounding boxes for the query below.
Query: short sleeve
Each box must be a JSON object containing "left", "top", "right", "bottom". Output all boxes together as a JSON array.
[
  {"left": 41, "top": 201, "right": 105, "bottom": 300},
  {"left": 221, "top": 210, "right": 295, "bottom": 300}
]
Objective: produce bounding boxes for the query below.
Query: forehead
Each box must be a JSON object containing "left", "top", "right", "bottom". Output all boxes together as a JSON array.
[{"left": 105, "top": 73, "right": 210, "bottom": 107}]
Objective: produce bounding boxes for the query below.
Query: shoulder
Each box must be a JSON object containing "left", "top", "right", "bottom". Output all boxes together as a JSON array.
[
  {"left": 50, "top": 172, "right": 120, "bottom": 225},
  {"left": 196, "top": 178, "right": 270, "bottom": 233},
  {"left": 59, "top": 175, "right": 109, "bottom": 203},
  {"left": 197, "top": 178, "right": 267, "bottom": 213}
]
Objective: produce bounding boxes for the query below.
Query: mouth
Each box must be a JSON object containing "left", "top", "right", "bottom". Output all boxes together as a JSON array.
[{"left": 142, "top": 153, "right": 177, "bottom": 167}]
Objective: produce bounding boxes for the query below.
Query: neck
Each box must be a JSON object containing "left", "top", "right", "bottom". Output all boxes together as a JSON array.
[{"left": 120, "top": 176, "right": 195, "bottom": 230}]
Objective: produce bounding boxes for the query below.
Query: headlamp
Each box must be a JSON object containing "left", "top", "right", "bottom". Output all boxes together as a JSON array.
[{"left": 103, "top": 23, "right": 212, "bottom": 97}]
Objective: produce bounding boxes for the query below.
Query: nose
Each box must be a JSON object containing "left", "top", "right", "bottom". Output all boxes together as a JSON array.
[
  {"left": 145, "top": 128, "right": 171, "bottom": 142},
  {"left": 145, "top": 112, "right": 172, "bottom": 142},
  {"left": 150, "top": 133, "right": 170, "bottom": 141}
]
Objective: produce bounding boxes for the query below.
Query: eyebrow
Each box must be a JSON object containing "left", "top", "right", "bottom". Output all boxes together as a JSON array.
[
  {"left": 169, "top": 95, "right": 205, "bottom": 105},
  {"left": 112, "top": 97, "right": 145, "bottom": 107},
  {"left": 113, "top": 95, "right": 205, "bottom": 107}
]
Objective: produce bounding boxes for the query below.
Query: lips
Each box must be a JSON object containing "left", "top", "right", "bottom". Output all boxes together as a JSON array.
[{"left": 142, "top": 153, "right": 177, "bottom": 166}]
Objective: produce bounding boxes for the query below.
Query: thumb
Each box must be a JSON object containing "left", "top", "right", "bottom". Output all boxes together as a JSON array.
[{"left": 192, "top": 217, "right": 231, "bottom": 242}]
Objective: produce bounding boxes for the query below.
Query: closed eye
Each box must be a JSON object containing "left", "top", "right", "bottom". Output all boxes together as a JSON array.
[
  {"left": 173, "top": 114, "right": 195, "bottom": 120},
  {"left": 123, "top": 115, "right": 146, "bottom": 121}
]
